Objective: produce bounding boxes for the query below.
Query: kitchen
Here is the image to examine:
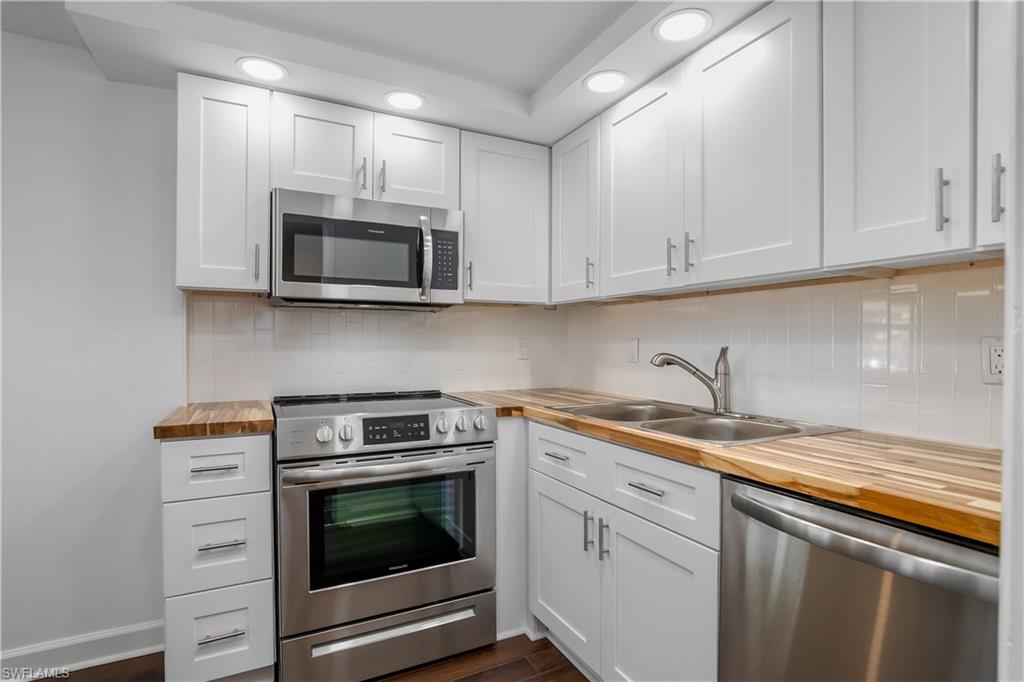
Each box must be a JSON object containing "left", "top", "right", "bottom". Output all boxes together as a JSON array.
[{"left": 0, "top": 1, "right": 1020, "bottom": 681}]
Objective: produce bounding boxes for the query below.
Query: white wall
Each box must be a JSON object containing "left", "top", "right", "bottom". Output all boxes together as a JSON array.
[
  {"left": 1, "top": 33, "right": 184, "bottom": 668},
  {"left": 187, "top": 294, "right": 569, "bottom": 401}
]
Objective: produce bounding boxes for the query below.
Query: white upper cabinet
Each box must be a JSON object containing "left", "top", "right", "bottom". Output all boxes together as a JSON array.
[
  {"left": 461, "top": 131, "right": 550, "bottom": 303},
  {"left": 177, "top": 74, "right": 270, "bottom": 292},
  {"left": 683, "top": 2, "right": 822, "bottom": 284},
  {"left": 823, "top": 2, "right": 974, "bottom": 267},
  {"left": 551, "top": 118, "right": 601, "bottom": 303},
  {"left": 976, "top": 1, "right": 1017, "bottom": 249},
  {"left": 271, "top": 92, "right": 372, "bottom": 198},
  {"left": 373, "top": 114, "right": 460, "bottom": 210},
  {"left": 600, "top": 65, "right": 687, "bottom": 297}
]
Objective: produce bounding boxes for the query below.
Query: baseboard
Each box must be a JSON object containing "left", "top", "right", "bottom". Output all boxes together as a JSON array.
[
  {"left": 0, "top": 619, "right": 164, "bottom": 673},
  {"left": 497, "top": 627, "right": 527, "bottom": 641}
]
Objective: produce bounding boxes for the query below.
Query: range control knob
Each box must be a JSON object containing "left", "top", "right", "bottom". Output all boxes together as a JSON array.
[
  {"left": 436, "top": 416, "right": 451, "bottom": 434},
  {"left": 455, "top": 415, "right": 469, "bottom": 432},
  {"left": 339, "top": 423, "right": 354, "bottom": 442},
  {"left": 315, "top": 425, "right": 334, "bottom": 444},
  {"left": 473, "top": 415, "right": 489, "bottom": 431}
]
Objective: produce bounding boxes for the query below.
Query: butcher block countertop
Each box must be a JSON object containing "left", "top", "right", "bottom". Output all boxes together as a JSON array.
[
  {"left": 452, "top": 388, "right": 1002, "bottom": 546},
  {"left": 153, "top": 400, "right": 274, "bottom": 440}
]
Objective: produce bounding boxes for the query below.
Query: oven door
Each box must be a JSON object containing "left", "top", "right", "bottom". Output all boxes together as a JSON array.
[{"left": 277, "top": 447, "right": 496, "bottom": 637}]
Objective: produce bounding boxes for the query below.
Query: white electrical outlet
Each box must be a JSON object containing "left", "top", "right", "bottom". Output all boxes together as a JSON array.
[
  {"left": 981, "top": 336, "right": 1004, "bottom": 385},
  {"left": 627, "top": 337, "right": 640, "bottom": 364},
  {"left": 517, "top": 337, "right": 529, "bottom": 360}
]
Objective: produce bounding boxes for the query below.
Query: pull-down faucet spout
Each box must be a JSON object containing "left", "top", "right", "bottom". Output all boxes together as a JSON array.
[{"left": 651, "top": 346, "right": 731, "bottom": 414}]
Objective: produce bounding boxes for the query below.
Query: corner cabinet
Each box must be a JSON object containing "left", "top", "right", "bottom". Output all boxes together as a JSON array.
[
  {"left": 176, "top": 74, "right": 270, "bottom": 292},
  {"left": 599, "top": 65, "right": 686, "bottom": 297},
  {"left": 683, "top": 1, "right": 822, "bottom": 284},
  {"left": 551, "top": 118, "right": 601, "bottom": 303},
  {"left": 373, "top": 114, "right": 460, "bottom": 210},
  {"left": 461, "top": 132, "right": 550, "bottom": 303},
  {"left": 823, "top": 1, "right": 975, "bottom": 267}
]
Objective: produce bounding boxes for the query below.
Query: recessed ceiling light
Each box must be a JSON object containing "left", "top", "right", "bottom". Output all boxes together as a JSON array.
[
  {"left": 385, "top": 91, "right": 425, "bottom": 110},
  {"left": 236, "top": 57, "right": 286, "bottom": 81},
  {"left": 654, "top": 9, "right": 712, "bottom": 42},
  {"left": 583, "top": 71, "right": 627, "bottom": 94}
]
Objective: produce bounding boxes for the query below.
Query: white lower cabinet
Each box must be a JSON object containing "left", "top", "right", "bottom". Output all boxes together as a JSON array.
[{"left": 527, "top": 425, "right": 720, "bottom": 681}]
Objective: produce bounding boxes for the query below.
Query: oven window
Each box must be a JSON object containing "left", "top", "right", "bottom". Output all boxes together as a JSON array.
[
  {"left": 308, "top": 472, "right": 476, "bottom": 590},
  {"left": 282, "top": 214, "right": 421, "bottom": 288}
]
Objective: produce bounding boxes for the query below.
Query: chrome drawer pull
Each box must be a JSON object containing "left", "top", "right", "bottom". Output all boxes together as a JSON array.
[
  {"left": 991, "top": 153, "right": 1006, "bottom": 223},
  {"left": 683, "top": 232, "right": 695, "bottom": 273},
  {"left": 666, "top": 237, "right": 677, "bottom": 276},
  {"left": 935, "top": 168, "right": 950, "bottom": 231},
  {"left": 361, "top": 156, "right": 368, "bottom": 191},
  {"left": 197, "top": 628, "right": 246, "bottom": 646},
  {"left": 583, "top": 510, "right": 594, "bottom": 551},
  {"left": 598, "top": 518, "right": 610, "bottom": 560},
  {"left": 254, "top": 243, "right": 260, "bottom": 281},
  {"left": 544, "top": 451, "right": 570, "bottom": 462},
  {"left": 585, "top": 256, "right": 594, "bottom": 288},
  {"left": 380, "top": 159, "right": 387, "bottom": 194},
  {"left": 628, "top": 480, "right": 666, "bottom": 498},
  {"left": 189, "top": 463, "right": 239, "bottom": 474},
  {"left": 197, "top": 538, "right": 246, "bottom": 552}
]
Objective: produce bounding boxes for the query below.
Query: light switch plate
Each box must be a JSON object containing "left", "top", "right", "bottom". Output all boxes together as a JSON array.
[
  {"left": 981, "top": 336, "right": 1004, "bottom": 384},
  {"left": 627, "top": 337, "right": 640, "bottom": 364}
]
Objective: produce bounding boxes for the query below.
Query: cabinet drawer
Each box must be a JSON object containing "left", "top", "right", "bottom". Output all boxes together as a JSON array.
[
  {"left": 165, "top": 580, "right": 275, "bottom": 682},
  {"left": 529, "top": 423, "right": 602, "bottom": 495},
  {"left": 600, "top": 443, "right": 720, "bottom": 549},
  {"left": 162, "top": 435, "right": 270, "bottom": 502},
  {"left": 163, "top": 492, "right": 273, "bottom": 597}
]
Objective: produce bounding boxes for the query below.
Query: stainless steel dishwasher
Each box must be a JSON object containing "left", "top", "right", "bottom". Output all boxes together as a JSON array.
[{"left": 720, "top": 479, "right": 999, "bottom": 681}]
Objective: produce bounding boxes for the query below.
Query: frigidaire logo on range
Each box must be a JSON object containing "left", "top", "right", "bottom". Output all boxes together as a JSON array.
[
  {"left": 388, "top": 564, "right": 409, "bottom": 572},
  {"left": 367, "top": 229, "right": 386, "bottom": 234}
]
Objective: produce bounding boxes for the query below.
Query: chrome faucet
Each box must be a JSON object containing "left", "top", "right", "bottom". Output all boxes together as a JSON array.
[{"left": 651, "top": 347, "right": 731, "bottom": 414}]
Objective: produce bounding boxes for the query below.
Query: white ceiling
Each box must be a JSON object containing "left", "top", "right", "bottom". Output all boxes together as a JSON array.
[{"left": 4, "top": 1, "right": 765, "bottom": 144}]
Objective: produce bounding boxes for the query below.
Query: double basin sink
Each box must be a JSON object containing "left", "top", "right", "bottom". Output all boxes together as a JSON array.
[{"left": 554, "top": 400, "right": 844, "bottom": 446}]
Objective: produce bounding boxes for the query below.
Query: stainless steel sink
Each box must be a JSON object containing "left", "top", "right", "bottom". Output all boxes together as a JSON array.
[
  {"left": 555, "top": 400, "right": 697, "bottom": 423},
  {"left": 553, "top": 400, "right": 844, "bottom": 446}
]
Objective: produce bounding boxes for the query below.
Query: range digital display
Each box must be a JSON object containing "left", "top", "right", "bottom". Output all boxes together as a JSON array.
[{"left": 363, "top": 414, "right": 430, "bottom": 444}]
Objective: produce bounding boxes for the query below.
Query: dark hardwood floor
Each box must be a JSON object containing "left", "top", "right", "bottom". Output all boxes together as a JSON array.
[{"left": 68, "top": 636, "right": 584, "bottom": 682}]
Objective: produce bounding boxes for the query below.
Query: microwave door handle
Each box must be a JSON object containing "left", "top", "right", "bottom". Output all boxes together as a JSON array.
[{"left": 419, "top": 215, "right": 433, "bottom": 302}]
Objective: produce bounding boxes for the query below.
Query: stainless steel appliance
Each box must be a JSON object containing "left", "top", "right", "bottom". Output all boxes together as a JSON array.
[
  {"left": 720, "top": 479, "right": 999, "bottom": 681},
  {"left": 274, "top": 391, "right": 497, "bottom": 681},
  {"left": 272, "top": 188, "right": 463, "bottom": 309}
]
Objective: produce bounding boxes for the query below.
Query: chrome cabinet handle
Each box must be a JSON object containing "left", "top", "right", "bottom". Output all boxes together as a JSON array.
[
  {"left": 683, "top": 232, "right": 695, "bottom": 273},
  {"left": 380, "top": 159, "right": 387, "bottom": 195},
  {"left": 585, "top": 257, "right": 594, "bottom": 288},
  {"left": 598, "top": 518, "right": 610, "bottom": 560},
  {"left": 361, "top": 156, "right": 368, "bottom": 191},
  {"left": 467, "top": 261, "right": 473, "bottom": 290},
  {"left": 731, "top": 492, "right": 999, "bottom": 603},
  {"left": 254, "top": 243, "right": 260, "bottom": 281},
  {"left": 666, "top": 238, "right": 677, "bottom": 276},
  {"left": 544, "top": 450, "right": 570, "bottom": 462},
  {"left": 935, "top": 168, "right": 950, "bottom": 231},
  {"left": 991, "top": 153, "right": 1006, "bottom": 223},
  {"left": 197, "top": 538, "right": 246, "bottom": 552},
  {"left": 197, "top": 628, "right": 246, "bottom": 646},
  {"left": 281, "top": 452, "right": 489, "bottom": 486},
  {"left": 419, "top": 215, "right": 432, "bottom": 302},
  {"left": 189, "top": 463, "right": 239, "bottom": 474},
  {"left": 628, "top": 480, "right": 666, "bottom": 498},
  {"left": 583, "top": 510, "right": 594, "bottom": 551}
]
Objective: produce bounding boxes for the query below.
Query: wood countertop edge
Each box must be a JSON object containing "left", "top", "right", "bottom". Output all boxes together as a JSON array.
[{"left": 153, "top": 400, "right": 275, "bottom": 440}]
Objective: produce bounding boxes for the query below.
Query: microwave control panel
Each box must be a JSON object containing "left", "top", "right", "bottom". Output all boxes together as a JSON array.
[
  {"left": 432, "top": 231, "right": 459, "bottom": 290},
  {"left": 363, "top": 415, "right": 430, "bottom": 444}
]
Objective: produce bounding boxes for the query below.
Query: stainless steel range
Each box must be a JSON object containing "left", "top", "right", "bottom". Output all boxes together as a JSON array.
[{"left": 274, "top": 391, "right": 497, "bottom": 681}]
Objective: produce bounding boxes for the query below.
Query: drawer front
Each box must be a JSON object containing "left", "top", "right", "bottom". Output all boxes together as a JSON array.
[
  {"left": 162, "top": 435, "right": 270, "bottom": 502},
  {"left": 163, "top": 492, "right": 273, "bottom": 597},
  {"left": 528, "top": 422, "right": 602, "bottom": 495},
  {"left": 165, "top": 580, "right": 275, "bottom": 682},
  {"left": 600, "top": 443, "right": 720, "bottom": 549}
]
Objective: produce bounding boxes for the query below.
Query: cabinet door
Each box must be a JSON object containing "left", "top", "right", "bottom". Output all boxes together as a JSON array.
[
  {"left": 600, "top": 65, "right": 687, "bottom": 296},
  {"left": 271, "top": 92, "right": 372, "bottom": 198},
  {"left": 976, "top": 0, "right": 1018, "bottom": 248},
  {"left": 600, "top": 503, "right": 718, "bottom": 682},
  {"left": 551, "top": 118, "right": 600, "bottom": 302},
  {"left": 528, "top": 470, "right": 602, "bottom": 672},
  {"left": 684, "top": 2, "right": 821, "bottom": 284},
  {"left": 372, "top": 114, "right": 459, "bottom": 210},
  {"left": 823, "top": 2, "right": 974, "bottom": 267},
  {"left": 462, "top": 132, "right": 550, "bottom": 303},
  {"left": 177, "top": 74, "right": 270, "bottom": 291}
]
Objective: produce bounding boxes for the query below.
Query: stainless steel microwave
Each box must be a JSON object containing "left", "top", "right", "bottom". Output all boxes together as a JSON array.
[{"left": 272, "top": 188, "right": 463, "bottom": 309}]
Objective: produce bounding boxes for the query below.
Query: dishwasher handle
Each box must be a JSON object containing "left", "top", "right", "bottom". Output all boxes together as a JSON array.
[{"left": 731, "top": 492, "right": 999, "bottom": 603}]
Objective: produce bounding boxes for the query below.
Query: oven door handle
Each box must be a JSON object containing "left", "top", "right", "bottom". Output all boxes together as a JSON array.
[
  {"left": 419, "top": 215, "right": 433, "bottom": 302},
  {"left": 281, "top": 453, "right": 488, "bottom": 486}
]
